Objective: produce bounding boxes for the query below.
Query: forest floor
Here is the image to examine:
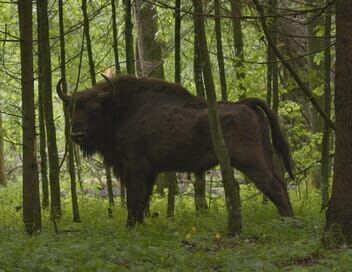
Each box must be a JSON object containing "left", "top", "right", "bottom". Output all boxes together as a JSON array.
[{"left": 0, "top": 182, "right": 351, "bottom": 272}]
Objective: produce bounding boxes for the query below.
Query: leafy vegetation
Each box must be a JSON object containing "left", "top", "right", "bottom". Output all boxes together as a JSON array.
[{"left": 1, "top": 183, "right": 351, "bottom": 271}]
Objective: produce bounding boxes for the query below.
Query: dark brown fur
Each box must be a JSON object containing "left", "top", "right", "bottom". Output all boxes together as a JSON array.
[{"left": 59, "top": 75, "right": 294, "bottom": 226}]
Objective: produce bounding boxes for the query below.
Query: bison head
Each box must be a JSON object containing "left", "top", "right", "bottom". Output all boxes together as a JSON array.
[{"left": 56, "top": 75, "right": 116, "bottom": 153}]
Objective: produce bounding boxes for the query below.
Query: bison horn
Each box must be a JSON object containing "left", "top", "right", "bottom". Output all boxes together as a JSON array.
[
  {"left": 101, "top": 74, "right": 116, "bottom": 95},
  {"left": 56, "top": 78, "right": 71, "bottom": 103}
]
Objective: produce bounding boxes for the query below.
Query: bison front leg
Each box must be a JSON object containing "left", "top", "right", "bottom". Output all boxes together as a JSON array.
[{"left": 124, "top": 160, "right": 152, "bottom": 228}]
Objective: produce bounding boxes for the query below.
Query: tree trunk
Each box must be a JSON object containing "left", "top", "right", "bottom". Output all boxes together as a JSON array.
[
  {"left": 229, "top": 0, "right": 246, "bottom": 96},
  {"left": 135, "top": 0, "right": 164, "bottom": 78},
  {"left": 111, "top": 0, "right": 121, "bottom": 74},
  {"left": 194, "top": 173, "right": 208, "bottom": 211},
  {"left": 123, "top": 0, "right": 135, "bottom": 75},
  {"left": 174, "top": 0, "right": 181, "bottom": 84},
  {"left": 193, "top": 0, "right": 241, "bottom": 235},
  {"left": 306, "top": 0, "right": 325, "bottom": 188},
  {"left": 37, "top": 0, "right": 61, "bottom": 218},
  {"left": 214, "top": 0, "right": 227, "bottom": 101},
  {"left": 321, "top": 1, "right": 331, "bottom": 209},
  {"left": 37, "top": 52, "right": 49, "bottom": 208},
  {"left": 325, "top": 0, "right": 352, "bottom": 244},
  {"left": 18, "top": 0, "right": 41, "bottom": 234},
  {"left": 58, "top": 0, "right": 80, "bottom": 222},
  {"left": 0, "top": 110, "right": 5, "bottom": 186}
]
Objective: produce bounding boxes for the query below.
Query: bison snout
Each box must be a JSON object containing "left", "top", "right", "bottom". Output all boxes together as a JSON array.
[{"left": 70, "top": 131, "right": 86, "bottom": 144}]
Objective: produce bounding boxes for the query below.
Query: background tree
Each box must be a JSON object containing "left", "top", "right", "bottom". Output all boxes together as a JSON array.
[
  {"left": 37, "top": 0, "right": 61, "bottom": 218},
  {"left": 230, "top": 0, "right": 246, "bottom": 96},
  {"left": 321, "top": 0, "right": 332, "bottom": 209},
  {"left": 58, "top": 0, "right": 80, "bottom": 222},
  {"left": 325, "top": 0, "right": 352, "bottom": 244},
  {"left": 124, "top": 0, "right": 135, "bottom": 75},
  {"left": 0, "top": 109, "right": 5, "bottom": 186},
  {"left": 18, "top": 0, "right": 41, "bottom": 234},
  {"left": 193, "top": 0, "right": 241, "bottom": 235}
]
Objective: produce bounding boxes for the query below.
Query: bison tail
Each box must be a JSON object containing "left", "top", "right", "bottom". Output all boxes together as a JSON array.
[{"left": 239, "top": 98, "right": 294, "bottom": 180}]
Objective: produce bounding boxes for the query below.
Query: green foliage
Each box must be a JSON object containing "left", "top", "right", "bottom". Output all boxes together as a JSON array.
[{"left": 1, "top": 183, "right": 351, "bottom": 271}]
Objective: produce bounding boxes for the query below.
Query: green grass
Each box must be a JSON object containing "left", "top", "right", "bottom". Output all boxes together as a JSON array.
[{"left": 0, "top": 183, "right": 351, "bottom": 272}]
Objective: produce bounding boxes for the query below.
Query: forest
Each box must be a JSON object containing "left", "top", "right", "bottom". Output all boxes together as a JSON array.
[{"left": 1, "top": 0, "right": 352, "bottom": 271}]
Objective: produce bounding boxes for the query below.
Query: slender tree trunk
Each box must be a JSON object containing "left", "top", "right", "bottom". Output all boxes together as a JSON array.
[
  {"left": 306, "top": 0, "right": 325, "bottom": 188},
  {"left": 174, "top": 0, "right": 181, "bottom": 84},
  {"left": 214, "top": 0, "right": 227, "bottom": 101},
  {"left": 123, "top": 0, "right": 135, "bottom": 75},
  {"left": 37, "top": 54, "right": 49, "bottom": 208},
  {"left": 82, "top": 0, "right": 96, "bottom": 84},
  {"left": 194, "top": 27, "right": 205, "bottom": 98},
  {"left": 111, "top": 0, "right": 121, "bottom": 74},
  {"left": 37, "top": 0, "right": 61, "bottom": 218},
  {"left": 193, "top": 11, "right": 208, "bottom": 211},
  {"left": 229, "top": 0, "right": 246, "bottom": 96},
  {"left": 58, "top": 0, "right": 80, "bottom": 222},
  {"left": 193, "top": 0, "right": 241, "bottom": 235},
  {"left": 325, "top": 0, "right": 352, "bottom": 244},
  {"left": 0, "top": 110, "right": 5, "bottom": 186},
  {"left": 321, "top": 2, "right": 331, "bottom": 209},
  {"left": 18, "top": 0, "right": 41, "bottom": 234},
  {"left": 194, "top": 173, "right": 207, "bottom": 211}
]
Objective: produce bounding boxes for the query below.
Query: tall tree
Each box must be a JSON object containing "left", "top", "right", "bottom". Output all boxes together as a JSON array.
[
  {"left": 123, "top": 0, "right": 135, "bottom": 75},
  {"left": 0, "top": 110, "right": 5, "bottom": 186},
  {"left": 58, "top": 0, "right": 80, "bottom": 222},
  {"left": 38, "top": 0, "right": 61, "bottom": 218},
  {"left": 266, "top": 0, "right": 279, "bottom": 112},
  {"left": 325, "top": 0, "right": 352, "bottom": 244},
  {"left": 111, "top": 0, "right": 121, "bottom": 74},
  {"left": 37, "top": 15, "right": 49, "bottom": 208},
  {"left": 193, "top": 13, "right": 208, "bottom": 211},
  {"left": 18, "top": 0, "right": 41, "bottom": 234},
  {"left": 214, "top": 0, "right": 227, "bottom": 101},
  {"left": 135, "top": 0, "right": 178, "bottom": 217},
  {"left": 193, "top": 0, "right": 241, "bottom": 235},
  {"left": 229, "top": 0, "right": 246, "bottom": 96},
  {"left": 321, "top": 1, "right": 332, "bottom": 208}
]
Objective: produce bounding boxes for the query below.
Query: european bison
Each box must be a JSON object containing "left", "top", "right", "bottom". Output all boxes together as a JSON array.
[{"left": 57, "top": 75, "right": 294, "bottom": 226}]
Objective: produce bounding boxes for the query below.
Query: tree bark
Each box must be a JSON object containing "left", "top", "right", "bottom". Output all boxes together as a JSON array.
[
  {"left": 123, "top": 0, "right": 135, "bottom": 75},
  {"left": 111, "top": 0, "right": 121, "bottom": 74},
  {"left": 58, "top": 0, "right": 80, "bottom": 222},
  {"left": 174, "top": 0, "right": 181, "bottom": 84},
  {"left": 0, "top": 110, "right": 5, "bottom": 186},
  {"left": 18, "top": 0, "right": 41, "bottom": 234},
  {"left": 325, "top": 0, "right": 352, "bottom": 244},
  {"left": 193, "top": 0, "right": 241, "bottom": 235},
  {"left": 229, "top": 0, "right": 246, "bottom": 96},
  {"left": 37, "top": 0, "right": 61, "bottom": 218},
  {"left": 214, "top": 0, "right": 227, "bottom": 101},
  {"left": 321, "top": 1, "right": 331, "bottom": 209},
  {"left": 135, "top": 0, "right": 164, "bottom": 78}
]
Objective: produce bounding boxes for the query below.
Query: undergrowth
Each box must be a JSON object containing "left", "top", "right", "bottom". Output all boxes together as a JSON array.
[{"left": 0, "top": 183, "right": 351, "bottom": 272}]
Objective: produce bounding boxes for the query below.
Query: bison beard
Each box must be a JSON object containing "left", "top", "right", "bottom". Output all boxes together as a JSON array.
[{"left": 57, "top": 75, "right": 294, "bottom": 227}]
